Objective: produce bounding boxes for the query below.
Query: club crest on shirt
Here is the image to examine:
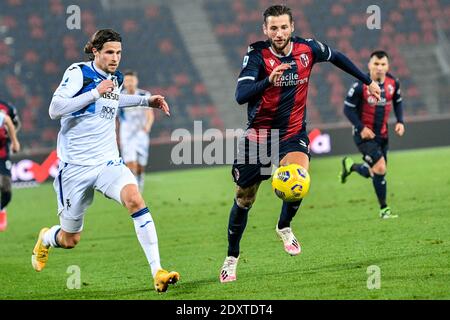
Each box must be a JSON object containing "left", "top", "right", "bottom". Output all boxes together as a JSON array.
[
  {"left": 387, "top": 84, "right": 394, "bottom": 95},
  {"left": 111, "top": 75, "right": 119, "bottom": 88},
  {"left": 300, "top": 54, "right": 309, "bottom": 68}
]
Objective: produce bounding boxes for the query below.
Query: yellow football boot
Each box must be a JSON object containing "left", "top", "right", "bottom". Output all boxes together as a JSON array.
[
  {"left": 154, "top": 269, "right": 180, "bottom": 293},
  {"left": 31, "top": 227, "right": 50, "bottom": 272}
]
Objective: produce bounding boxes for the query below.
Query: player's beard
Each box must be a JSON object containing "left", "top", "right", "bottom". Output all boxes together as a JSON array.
[
  {"left": 270, "top": 38, "right": 291, "bottom": 55},
  {"left": 107, "top": 64, "right": 118, "bottom": 73}
]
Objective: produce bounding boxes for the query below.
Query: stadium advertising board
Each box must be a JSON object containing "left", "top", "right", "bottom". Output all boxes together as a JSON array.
[{"left": 11, "top": 117, "right": 450, "bottom": 187}]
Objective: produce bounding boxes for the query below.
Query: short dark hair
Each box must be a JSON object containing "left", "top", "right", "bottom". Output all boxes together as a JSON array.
[
  {"left": 263, "top": 5, "right": 293, "bottom": 24},
  {"left": 124, "top": 70, "right": 138, "bottom": 77},
  {"left": 84, "top": 29, "right": 122, "bottom": 61},
  {"left": 370, "top": 50, "right": 389, "bottom": 60}
]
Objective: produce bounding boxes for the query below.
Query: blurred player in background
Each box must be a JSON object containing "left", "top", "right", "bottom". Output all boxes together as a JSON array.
[
  {"left": 30, "top": 29, "right": 179, "bottom": 293},
  {"left": 0, "top": 99, "right": 21, "bottom": 232},
  {"left": 340, "top": 50, "right": 405, "bottom": 219},
  {"left": 220, "top": 5, "right": 382, "bottom": 283},
  {"left": 118, "top": 70, "right": 154, "bottom": 193}
]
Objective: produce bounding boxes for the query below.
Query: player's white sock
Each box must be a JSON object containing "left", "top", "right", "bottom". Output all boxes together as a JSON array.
[
  {"left": 42, "top": 225, "right": 61, "bottom": 248},
  {"left": 131, "top": 207, "right": 161, "bottom": 277}
]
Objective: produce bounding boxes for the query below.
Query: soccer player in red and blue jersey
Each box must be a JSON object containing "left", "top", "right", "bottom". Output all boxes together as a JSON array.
[
  {"left": 219, "top": 5, "right": 382, "bottom": 283},
  {"left": 340, "top": 50, "right": 405, "bottom": 219},
  {"left": 0, "top": 99, "right": 21, "bottom": 231}
]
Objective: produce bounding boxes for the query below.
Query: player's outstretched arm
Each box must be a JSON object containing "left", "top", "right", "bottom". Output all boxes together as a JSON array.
[
  {"left": 118, "top": 94, "right": 149, "bottom": 108},
  {"left": 148, "top": 95, "right": 170, "bottom": 116},
  {"left": 329, "top": 50, "right": 381, "bottom": 101},
  {"left": 118, "top": 93, "right": 170, "bottom": 116}
]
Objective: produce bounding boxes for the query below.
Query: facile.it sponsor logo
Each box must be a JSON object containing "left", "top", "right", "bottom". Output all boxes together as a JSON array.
[{"left": 274, "top": 73, "right": 308, "bottom": 87}]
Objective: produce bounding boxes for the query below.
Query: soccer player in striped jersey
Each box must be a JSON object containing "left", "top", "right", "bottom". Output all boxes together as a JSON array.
[
  {"left": 31, "top": 29, "right": 179, "bottom": 293},
  {"left": 118, "top": 70, "right": 154, "bottom": 193},
  {"left": 340, "top": 50, "right": 405, "bottom": 219},
  {"left": 220, "top": 5, "right": 382, "bottom": 283},
  {"left": 0, "top": 100, "right": 21, "bottom": 231}
]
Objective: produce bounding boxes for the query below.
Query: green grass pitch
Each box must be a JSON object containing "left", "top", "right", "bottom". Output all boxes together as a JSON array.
[{"left": 1, "top": 146, "right": 449, "bottom": 300}]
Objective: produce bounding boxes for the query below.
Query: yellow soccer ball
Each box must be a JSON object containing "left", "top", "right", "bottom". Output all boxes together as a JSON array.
[{"left": 272, "top": 164, "right": 310, "bottom": 202}]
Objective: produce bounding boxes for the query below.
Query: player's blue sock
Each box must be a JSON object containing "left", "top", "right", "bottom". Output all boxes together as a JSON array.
[
  {"left": 278, "top": 200, "right": 302, "bottom": 229},
  {"left": 372, "top": 174, "right": 387, "bottom": 208},
  {"left": 227, "top": 199, "right": 249, "bottom": 258},
  {"left": 352, "top": 163, "right": 371, "bottom": 178}
]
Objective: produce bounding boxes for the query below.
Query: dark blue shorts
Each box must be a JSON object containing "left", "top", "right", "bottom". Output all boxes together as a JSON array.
[
  {"left": 355, "top": 138, "right": 388, "bottom": 167},
  {"left": 232, "top": 130, "right": 310, "bottom": 189}
]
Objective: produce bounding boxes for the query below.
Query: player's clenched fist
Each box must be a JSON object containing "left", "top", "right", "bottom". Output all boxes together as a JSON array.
[
  {"left": 360, "top": 126, "right": 376, "bottom": 140},
  {"left": 96, "top": 80, "right": 115, "bottom": 95},
  {"left": 269, "top": 63, "right": 291, "bottom": 84},
  {"left": 395, "top": 122, "right": 405, "bottom": 137},
  {"left": 368, "top": 81, "right": 381, "bottom": 102},
  {"left": 149, "top": 95, "right": 170, "bottom": 116},
  {"left": 11, "top": 140, "right": 20, "bottom": 153}
]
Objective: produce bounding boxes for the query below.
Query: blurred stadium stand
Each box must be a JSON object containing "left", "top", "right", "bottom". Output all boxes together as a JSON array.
[
  {"left": 0, "top": 0, "right": 449, "bottom": 154},
  {"left": 0, "top": 0, "right": 223, "bottom": 153}
]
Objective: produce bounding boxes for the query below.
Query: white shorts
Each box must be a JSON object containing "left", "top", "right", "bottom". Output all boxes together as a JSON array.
[
  {"left": 53, "top": 158, "right": 137, "bottom": 233},
  {"left": 120, "top": 130, "right": 150, "bottom": 167}
]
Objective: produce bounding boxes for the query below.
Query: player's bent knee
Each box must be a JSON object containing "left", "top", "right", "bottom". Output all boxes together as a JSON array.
[
  {"left": 235, "top": 184, "right": 259, "bottom": 209},
  {"left": 123, "top": 189, "right": 145, "bottom": 212},
  {"left": 372, "top": 160, "right": 386, "bottom": 175},
  {"left": 236, "top": 196, "right": 255, "bottom": 209},
  {"left": 236, "top": 189, "right": 257, "bottom": 208},
  {"left": 373, "top": 168, "right": 386, "bottom": 175}
]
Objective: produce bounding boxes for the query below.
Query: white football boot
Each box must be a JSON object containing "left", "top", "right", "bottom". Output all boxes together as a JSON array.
[
  {"left": 276, "top": 225, "right": 301, "bottom": 256},
  {"left": 219, "top": 256, "right": 239, "bottom": 283}
]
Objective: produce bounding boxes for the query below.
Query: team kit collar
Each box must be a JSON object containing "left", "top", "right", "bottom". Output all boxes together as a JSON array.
[{"left": 268, "top": 37, "right": 294, "bottom": 58}]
